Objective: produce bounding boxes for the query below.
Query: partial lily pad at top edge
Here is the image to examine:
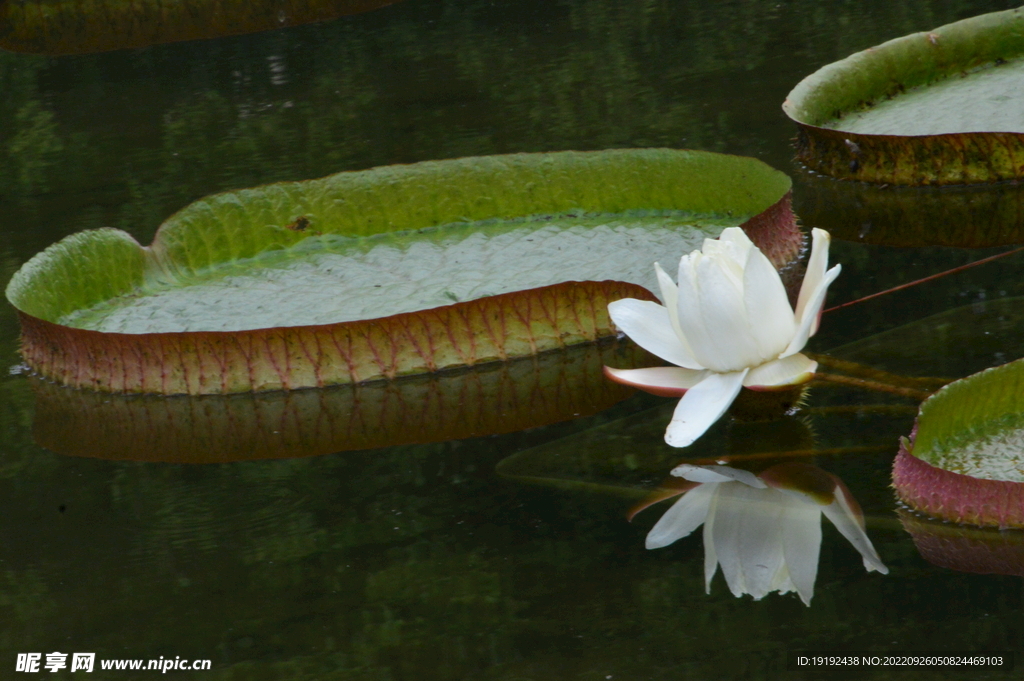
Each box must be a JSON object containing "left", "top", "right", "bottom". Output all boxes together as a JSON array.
[
  {"left": 0, "top": 0, "right": 402, "bottom": 55},
  {"left": 893, "top": 357, "right": 1024, "bottom": 528},
  {"left": 6, "top": 149, "right": 801, "bottom": 394},
  {"left": 30, "top": 338, "right": 650, "bottom": 463},
  {"left": 784, "top": 7, "right": 1024, "bottom": 185}
]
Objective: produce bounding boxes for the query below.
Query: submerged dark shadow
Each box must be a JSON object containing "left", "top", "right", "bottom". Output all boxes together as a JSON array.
[{"left": 796, "top": 172, "right": 1024, "bottom": 248}]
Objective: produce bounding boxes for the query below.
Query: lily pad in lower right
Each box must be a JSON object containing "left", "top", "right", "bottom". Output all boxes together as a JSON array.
[{"left": 893, "top": 357, "right": 1024, "bottom": 529}]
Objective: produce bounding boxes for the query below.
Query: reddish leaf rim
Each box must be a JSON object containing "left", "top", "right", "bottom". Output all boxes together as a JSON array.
[
  {"left": 893, "top": 428, "right": 1024, "bottom": 530},
  {"left": 18, "top": 279, "right": 654, "bottom": 395}
]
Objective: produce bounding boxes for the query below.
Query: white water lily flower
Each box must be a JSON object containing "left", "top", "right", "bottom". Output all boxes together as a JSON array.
[
  {"left": 606, "top": 227, "right": 840, "bottom": 447},
  {"left": 645, "top": 463, "right": 888, "bottom": 606}
]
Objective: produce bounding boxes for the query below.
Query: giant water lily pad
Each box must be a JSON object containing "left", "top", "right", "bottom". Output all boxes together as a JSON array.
[
  {"left": 6, "top": 149, "right": 801, "bottom": 394},
  {"left": 0, "top": 0, "right": 402, "bottom": 55},
  {"left": 784, "top": 7, "right": 1024, "bottom": 185},
  {"left": 893, "top": 357, "right": 1024, "bottom": 528}
]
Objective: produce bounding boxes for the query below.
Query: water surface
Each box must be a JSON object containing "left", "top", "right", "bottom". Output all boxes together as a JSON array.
[{"left": 2, "top": 1, "right": 1023, "bottom": 679}]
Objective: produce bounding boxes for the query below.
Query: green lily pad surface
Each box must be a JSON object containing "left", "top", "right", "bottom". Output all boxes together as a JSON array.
[
  {"left": 6, "top": 149, "right": 800, "bottom": 394},
  {"left": 893, "top": 357, "right": 1024, "bottom": 528},
  {"left": 920, "top": 416, "right": 1024, "bottom": 484},
  {"left": 824, "top": 59, "right": 1024, "bottom": 136},
  {"left": 59, "top": 211, "right": 734, "bottom": 334},
  {"left": 784, "top": 7, "right": 1024, "bottom": 185}
]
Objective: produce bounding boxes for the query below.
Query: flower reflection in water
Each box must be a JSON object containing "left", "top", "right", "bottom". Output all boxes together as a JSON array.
[{"left": 643, "top": 462, "right": 888, "bottom": 605}]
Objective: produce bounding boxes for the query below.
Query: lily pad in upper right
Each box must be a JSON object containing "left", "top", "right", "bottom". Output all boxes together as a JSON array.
[{"left": 784, "top": 7, "right": 1024, "bottom": 185}]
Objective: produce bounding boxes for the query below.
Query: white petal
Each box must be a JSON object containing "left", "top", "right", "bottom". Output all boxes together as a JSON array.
[
  {"left": 645, "top": 482, "right": 717, "bottom": 549},
  {"left": 664, "top": 369, "right": 748, "bottom": 447},
  {"left": 691, "top": 256, "right": 763, "bottom": 370},
  {"left": 671, "top": 464, "right": 767, "bottom": 488},
  {"left": 608, "top": 298, "right": 703, "bottom": 369},
  {"left": 711, "top": 227, "right": 755, "bottom": 270},
  {"left": 821, "top": 486, "right": 889, "bottom": 574},
  {"left": 718, "top": 226, "right": 756, "bottom": 248},
  {"left": 743, "top": 354, "right": 817, "bottom": 388},
  {"left": 779, "top": 497, "right": 823, "bottom": 606},
  {"left": 742, "top": 244, "right": 796, "bottom": 360},
  {"left": 769, "top": 564, "right": 799, "bottom": 599},
  {"left": 655, "top": 262, "right": 680, "bottom": 319},
  {"left": 709, "top": 483, "right": 787, "bottom": 599},
  {"left": 793, "top": 228, "right": 831, "bottom": 324},
  {"left": 703, "top": 491, "right": 721, "bottom": 594},
  {"left": 603, "top": 366, "right": 708, "bottom": 396},
  {"left": 655, "top": 262, "right": 698, "bottom": 361},
  {"left": 734, "top": 488, "right": 790, "bottom": 600},
  {"left": 674, "top": 252, "right": 722, "bottom": 370},
  {"left": 704, "top": 484, "right": 746, "bottom": 598},
  {"left": 781, "top": 264, "right": 841, "bottom": 358}
]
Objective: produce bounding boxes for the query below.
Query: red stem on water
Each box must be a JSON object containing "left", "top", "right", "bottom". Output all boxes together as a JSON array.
[{"left": 824, "top": 246, "right": 1024, "bottom": 314}]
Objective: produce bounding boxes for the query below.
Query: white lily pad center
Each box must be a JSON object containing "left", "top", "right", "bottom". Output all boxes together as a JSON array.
[
  {"left": 61, "top": 211, "right": 736, "bottom": 333},
  {"left": 823, "top": 58, "right": 1024, "bottom": 135},
  {"left": 926, "top": 416, "right": 1024, "bottom": 483}
]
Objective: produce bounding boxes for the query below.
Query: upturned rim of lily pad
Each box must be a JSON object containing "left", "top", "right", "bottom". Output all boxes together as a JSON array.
[
  {"left": 6, "top": 149, "right": 801, "bottom": 395},
  {"left": 892, "top": 357, "right": 1024, "bottom": 529},
  {"left": 783, "top": 7, "right": 1024, "bottom": 185}
]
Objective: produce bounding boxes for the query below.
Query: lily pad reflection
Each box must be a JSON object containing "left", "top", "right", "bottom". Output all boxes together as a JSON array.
[
  {"left": 797, "top": 173, "right": 1024, "bottom": 248},
  {"left": 898, "top": 508, "right": 1024, "bottom": 577},
  {"left": 31, "top": 339, "right": 650, "bottom": 463}
]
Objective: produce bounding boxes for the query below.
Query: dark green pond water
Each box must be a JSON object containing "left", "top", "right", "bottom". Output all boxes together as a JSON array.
[{"left": 2, "top": 1, "right": 1024, "bottom": 679}]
